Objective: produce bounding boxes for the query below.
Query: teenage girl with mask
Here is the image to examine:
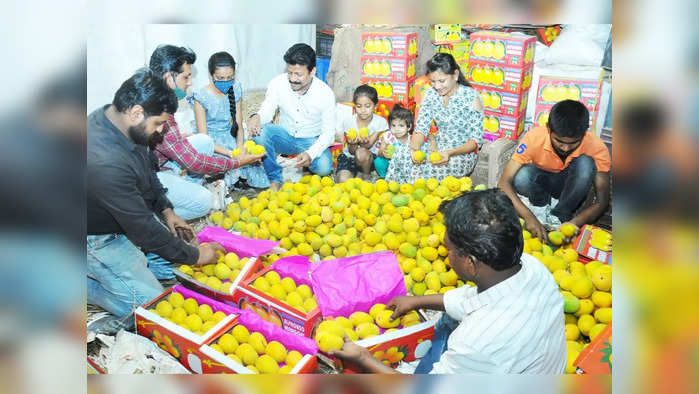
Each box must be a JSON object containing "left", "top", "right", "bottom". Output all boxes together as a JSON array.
[{"left": 193, "top": 51, "right": 269, "bottom": 189}]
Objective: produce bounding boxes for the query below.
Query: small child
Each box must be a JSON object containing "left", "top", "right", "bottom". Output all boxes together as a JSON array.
[
  {"left": 335, "top": 84, "right": 389, "bottom": 183},
  {"left": 374, "top": 105, "right": 414, "bottom": 179}
]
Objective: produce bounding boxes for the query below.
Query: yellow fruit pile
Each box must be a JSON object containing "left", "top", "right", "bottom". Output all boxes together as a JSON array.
[
  {"left": 520, "top": 221, "right": 612, "bottom": 374},
  {"left": 208, "top": 176, "right": 474, "bottom": 296},
  {"left": 250, "top": 270, "right": 319, "bottom": 314},
  {"left": 210, "top": 324, "right": 307, "bottom": 374},
  {"left": 232, "top": 141, "right": 266, "bottom": 157},
  {"left": 313, "top": 304, "right": 422, "bottom": 352},
  {"left": 177, "top": 251, "right": 247, "bottom": 293},
  {"left": 150, "top": 292, "right": 229, "bottom": 336}
]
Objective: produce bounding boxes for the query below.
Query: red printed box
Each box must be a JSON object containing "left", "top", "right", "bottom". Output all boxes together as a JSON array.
[
  {"left": 135, "top": 286, "right": 239, "bottom": 373},
  {"left": 360, "top": 56, "right": 417, "bottom": 81},
  {"left": 474, "top": 85, "right": 529, "bottom": 117},
  {"left": 174, "top": 256, "right": 263, "bottom": 302},
  {"left": 317, "top": 310, "right": 436, "bottom": 373},
  {"left": 361, "top": 77, "right": 416, "bottom": 108},
  {"left": 575, "top": 323, "right": 611, "bottom": 374},
  {"left": 572, "top": 225, "right": 612, "bottom": 265},
  {"left": 231, "top": 266, "right": 323, "bottom": 338},
  {"left": 198, "top": 315, "right": 318, "bottom": 374},
  {"left": 361, "top": 32, "right": 418, "bottom": 58},
  {"left": 467, "top": 59, "right": 533, "bottom": 94},
  {"left": 435, "top": 40, "right": 470, "bottom": 63},
  {"left": 469, "top": 30, "right": 536, "bottom": 67},
  {"left": 483, "top": 110, "right": 525, "bottom": 141},
  {"left": 536, "top": 75, "right": 602, "bottom": 114}
]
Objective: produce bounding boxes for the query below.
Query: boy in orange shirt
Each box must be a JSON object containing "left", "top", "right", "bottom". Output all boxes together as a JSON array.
[{"left": 498, "top": 100, "right": 610, "bottom": 240}]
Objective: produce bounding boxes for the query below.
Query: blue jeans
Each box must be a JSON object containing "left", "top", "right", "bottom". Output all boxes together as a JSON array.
[
  {"left": 253, "top": 124, "right": 333, "bottom": 184},
  {"left": 513, "top": 155, "right": 597, "bottom": 222},
  {"left": 414, "top": 313, "right": 460, "bottom": 374},
  {"left": 157, "top": 134, "right": 214, "bottom": 220},
  {"left": 87, "top": 234, "right": 164, "bottom": 319},
  {"left": 374, "top": 156, "right": 390, "bottom": 178}
]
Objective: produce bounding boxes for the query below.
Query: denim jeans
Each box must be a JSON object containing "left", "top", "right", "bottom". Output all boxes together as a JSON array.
[
  {"left": 156, "top": 134, "right": 214, "bottom": 221},
  {"left": 87, "top": 234, "right": 164, "bottom": 319},
  {"left": 414, "top": 313, "right": 460, "bottom": 374},
  {"left": 253, "top": 124, "right": 333, "bottom": 184},
  {"left": 513, "top": 155, "right": 597, "bottom": 222}
]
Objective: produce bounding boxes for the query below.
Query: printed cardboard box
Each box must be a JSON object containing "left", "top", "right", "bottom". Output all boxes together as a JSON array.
[
  {"left": 361, "top": 77, "right": 416, "bottom": 108},
  {"left": 360, "top": 55, "right": 417, "bottom": 81},
  {"left": 135, "top": 286, "right": 238, "bottom": 373},
  {"left": 575, "top": 323, "right": 612, "bottom": 374},
  {"left": 469, "top": 30, "right": 536, "bottom": 67},
  {"left": 535, "top": 75, "right": 602, "bottom": 115},
  {"left": 572, "top": 225, "right": 612, "bottom": 265},
  {"left": 468, "top": 59, "right": 533, "bottom": 94},
  {"left": 430, "top": 24, "right": 462, "bottom": 43},
  {"left": 361, "top": 32, "right": 418, "bottom": 58},
  {"left": 174, "top": 256, "right": 263, "bottom": 301},
  {"left": 474, "top": 85, "right": 529, "bottom": 117},
  {"left": 483, "top": 110, "right": 525, "bottom": 141}
]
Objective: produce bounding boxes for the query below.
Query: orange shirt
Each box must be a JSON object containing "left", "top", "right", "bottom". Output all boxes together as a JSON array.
[{"left": 511, "top": 126, "right": 611, "bottom": 173}]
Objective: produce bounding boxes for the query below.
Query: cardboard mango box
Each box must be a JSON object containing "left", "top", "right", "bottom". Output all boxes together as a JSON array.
[
  {"left": 474, "top": 85, "right": 529, "bottom": 117},
  {"left": 430, "top": 24, "right": 462, "bottom": 43},
  {"left": 361, "top": 31, "right": 418, "bottom": 58},
  {"left": 575, "top": 323, "right": 611, "bottom": 374},
  {"left": 469, "top": 30, "right": 536, "bottom": 68},
  {"left": 467, "top": 59, "right": 533, "bottom": 95},
  {"left": 572, "top": 225, "right": 612, "bottom": 265},
  {"left": 360, "top": 77, "right": 416, "bottom": 107},
  {"left": 535, "top": 75, "right": 602, "bottom": 114},
  {"left": 533, "top": 103, "right": 597, "bottom": 131},
  {"left": 198, "top": 316, "right": 318, "bottom": 374},
  {"left": 174, "top": 256, "right": 263, "bottom": 301},
  {"left": 434, "top": 40, "right": 470, "bottom": 63},
  {"left": 231, "top": 266, "right": 323, "bottom": 337},
  {"left": 360, "top": 55, "right": 417, "bottom": 82},
  {"left": 135, "top": 286, "right": 238, "bottom": 373},
  {"left": 483, "top": 110, "right": 525, "bottom": 141},
  {"left": 317, "top": 310, "right": 436, "bottom": 373}
]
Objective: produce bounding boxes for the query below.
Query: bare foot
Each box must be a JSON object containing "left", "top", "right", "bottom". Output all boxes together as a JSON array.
[{"left": 269, "top": 181, "right": 281, "bottom": 192}]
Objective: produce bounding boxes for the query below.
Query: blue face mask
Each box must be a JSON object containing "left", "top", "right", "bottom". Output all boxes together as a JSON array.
[
  {"left": 214, "top": 80, "right": 234, "bottom": 94},
  {"left": 171, "top": 74, "right": 187, "bottom": 100}
]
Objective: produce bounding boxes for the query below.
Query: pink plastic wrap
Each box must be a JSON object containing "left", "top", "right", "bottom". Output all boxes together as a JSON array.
[
  {"left": 310, "top": 251, "right": 407, "bottom": 318},
  {"left": 173, "top": 285, "right": 240, "bottom": 315},
  {"left": 235, "top": 309, "right": 318, "bottom": 356},
  {"left": 197, "top": 226, "right": 279, "bottom": 257},
  {"left": 269, "top": 255, "right": 314, "bottom": 287}
]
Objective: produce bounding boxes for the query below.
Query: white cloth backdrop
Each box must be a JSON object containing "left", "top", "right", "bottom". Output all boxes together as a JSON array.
[{"left": 88, "top": 24, "right": 315, "bottom": 113}]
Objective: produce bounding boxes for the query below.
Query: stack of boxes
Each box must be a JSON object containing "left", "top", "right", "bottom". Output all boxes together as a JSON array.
[
  {"left": 467, "top": 31, "right": 536, "bottom": 141},
  {"left": 432, "top": 24, "right": 469, "bottom": 76},
  {"left": 360, "top": 31, "right": 418, "bottom": 113},
  {"left": 533, "top": 74, "right": 603, "bottom": 132}
]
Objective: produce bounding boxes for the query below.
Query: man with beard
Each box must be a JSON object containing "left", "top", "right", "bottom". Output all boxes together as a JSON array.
[
  {"left": 248, "top": 43, "right": 335, "bottom": 191},
  {"left": 498, "top": 100, "right": 611, "bottom": 240},
  {"left": 87, "top": 69, "right": 223, "bottom": 336}
]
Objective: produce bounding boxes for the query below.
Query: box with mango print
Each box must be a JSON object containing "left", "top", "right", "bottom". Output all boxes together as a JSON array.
[
  {"left": 135, "top": 285, "right": 239, "bottom": 373},
  {"left": 173, "top": 255, "right": 263, "bottom": 301}
]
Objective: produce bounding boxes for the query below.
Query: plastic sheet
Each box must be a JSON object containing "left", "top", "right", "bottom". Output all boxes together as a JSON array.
[
  {"left": 197, "top": 226, "right": 279, "bottom": 257},
  {"left": 269, "top": 255, "right": 314, "bottom": 287},
  {"left": 310, "top": 251, "right": 406, "bottom": 318}
]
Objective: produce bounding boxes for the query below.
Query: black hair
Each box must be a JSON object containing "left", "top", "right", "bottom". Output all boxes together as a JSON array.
[
  {"left": 439, "top": 189, "right": 523, "bottom": 271},
  {"left": 112, "top": 68, "right": 178, "bottom": 117},
  {"left": 426, "top": 52, "right": 469, "bottom": 86},
  {"left": 388, "top": 104, "right": 414, "bottom": 131},
  {"left": 353, "top": 84, "right": 379, "bottom": 105},
  {"left": 547, "top": 100, "right": 590, "bottom": 139},
  {"left": 283, "top": 43, "right": 316, "bottom": 72},
  {"left": 208, "top": 51, "right": 239, "bottom": 138},
  {"left": 149, "top": 44, "right": 196, "bottom": 76}
]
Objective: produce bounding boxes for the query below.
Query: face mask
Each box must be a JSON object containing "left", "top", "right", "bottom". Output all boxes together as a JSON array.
[
  {"left": 214, "top": 80, "right": 234, "bottom": 94},
  {"left": 171, "top": 73, "right": 188, "bottom": 100}
]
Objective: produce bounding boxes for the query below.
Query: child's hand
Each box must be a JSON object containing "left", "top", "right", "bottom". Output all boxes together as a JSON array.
[{"left": 430, "top": 151, "right": 450, "bottom": 166}]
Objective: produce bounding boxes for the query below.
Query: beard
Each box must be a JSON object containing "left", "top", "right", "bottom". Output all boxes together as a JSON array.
[{"left": 128, "top": 121, "right": 163, "bottom": 149}]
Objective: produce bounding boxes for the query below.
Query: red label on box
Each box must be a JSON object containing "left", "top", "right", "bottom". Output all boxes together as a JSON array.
[
  {"left": 361, "top": 32, "right": 418, "bottom": 58},
  {"left": 467, "top": 59, "right": 533, "bottom": 94},
  {"left": 483, "top": 110, "right": 525, "bottom": 141},
  {"left": 474, "top": 85, "right": 529, "bottom": 117},
  {"left": 361, "top": 77, "right": 416, "bottom": 107},
  {"left": 360, "top": 56, "right": 417, "bottom": 81},
  {"left": 536, "top": 75, "right": 602, "bottom": 114},
  {"left": 572, "top": 225, "right": 612, "bottom": 265},
  {"left": 469, "top": 30, "right": 536, "bottom": 67}
]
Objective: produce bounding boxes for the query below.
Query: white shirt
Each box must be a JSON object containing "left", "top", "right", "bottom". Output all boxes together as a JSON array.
[
  {"left": 431, "top": 253, "right": 566, "bottom": 374},
  {"left": 340, "top": 114, "right": 389, "bottom": 156},
  {"left": 258, "top": 74, "right": 336, "bottom": 160}
]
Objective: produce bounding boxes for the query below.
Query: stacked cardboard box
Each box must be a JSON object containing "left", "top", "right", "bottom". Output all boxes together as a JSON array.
[
  {"left": 533, "top": 74, "right": 603, "bottom": 132},
  {"left": 360, "top": 32, "right": 418, "bottom": 109},
  {"left": 467, "top": 31, "right": 536, "bottom": 141}
]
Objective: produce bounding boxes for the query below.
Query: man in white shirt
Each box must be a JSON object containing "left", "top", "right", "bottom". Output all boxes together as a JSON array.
[
  {"left": 248, "top": 43, "right": 336, "bottom": 191},
  {"left": 331, "top": 189, "right": 567, "bottom": 374}
]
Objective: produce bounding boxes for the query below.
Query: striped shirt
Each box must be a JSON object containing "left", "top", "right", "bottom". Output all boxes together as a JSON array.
[{"left": 431, "top": 253, "right": 566, "bottom": 374}]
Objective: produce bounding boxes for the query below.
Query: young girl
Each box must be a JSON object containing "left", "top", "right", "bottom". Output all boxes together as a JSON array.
[
  {"left": 378, "top": 105, "right": 416, "bottom": 180},
  {"left": 335, "top": 84, "right": 389, "bottom": 183},
  {"left": 193, "top": 51, "right": 269, "bottom": 189}
]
